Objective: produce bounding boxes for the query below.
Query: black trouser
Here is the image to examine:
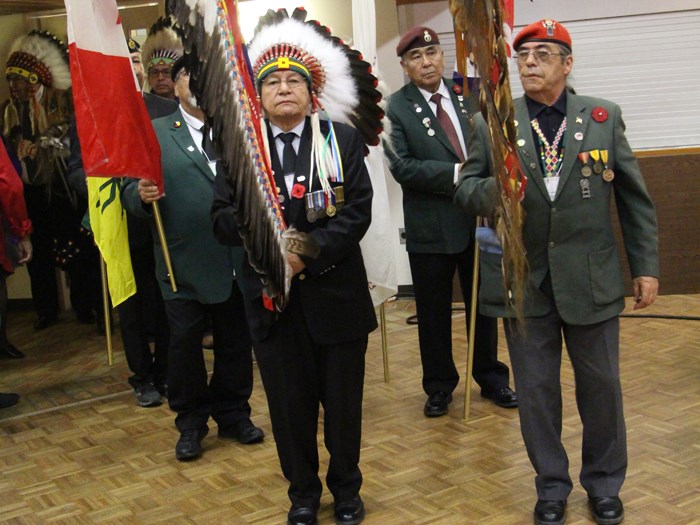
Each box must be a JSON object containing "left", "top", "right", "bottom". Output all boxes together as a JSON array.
[
  {"left": 118, "top": 246, "right": 169, "bottom": 389},
  {"left": 24, "top": 185, "right": 58, "bottom": 320},
  {"left": 164, "top": 283, "right": 254, "bottom": 433},
  {"left": 254, "top": 287, "right": 367, "bottom": 509},
  {"left": 409, "top": 245, "right": 509, "bottom": 396}
]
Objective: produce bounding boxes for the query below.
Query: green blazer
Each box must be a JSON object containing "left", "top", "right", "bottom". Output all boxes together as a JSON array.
[
  {"left": 386, "top": 78, "right": 473, "bottom": 254},
  {"left": 454, "top": 93, "right": 659, "bottom": 325},
  {"left": 122, "top": 108, "right": 243, "bottom": 303}
]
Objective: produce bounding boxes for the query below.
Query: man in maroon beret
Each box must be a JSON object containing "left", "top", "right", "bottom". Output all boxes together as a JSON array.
[
  {"left": 386, "top": 25, "right": 517, "bottom": 420},
  {"left": 455, "top": 19, "right": 659, "bottom": 525}
]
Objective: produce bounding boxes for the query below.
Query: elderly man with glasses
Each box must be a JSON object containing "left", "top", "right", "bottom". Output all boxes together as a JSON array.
[{"left": 454, "top": 19, "right": 659, "bottom": 525}]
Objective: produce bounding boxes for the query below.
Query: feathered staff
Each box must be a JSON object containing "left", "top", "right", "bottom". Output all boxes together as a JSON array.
[
  {"left": 450, "top": 0, "right": 528, "bottom": 321},
  {"left": 167, "top": 0, "right": 293, "bottom": 310}
]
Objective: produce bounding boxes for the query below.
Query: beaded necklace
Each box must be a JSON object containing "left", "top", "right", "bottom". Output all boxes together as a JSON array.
[{"left": 531, "top": 117, "right": 567, "bottom": 177}]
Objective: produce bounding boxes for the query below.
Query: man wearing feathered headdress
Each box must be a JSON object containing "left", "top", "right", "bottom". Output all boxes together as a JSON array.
[
  {"left": 140, "top": 17, "right": 183, "bottom": 100},
  {"left": 210, "top": 7, "right": 379, "bottom": 525},
  {"left": 1, "top": 30, "right": 78, "bottom": 331}
]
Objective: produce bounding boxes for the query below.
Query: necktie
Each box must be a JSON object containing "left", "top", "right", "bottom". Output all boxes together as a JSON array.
[
  {"left": 279, "top": 132, "right": 297, "bottom": 175},
  {"left": 430, "top": 93, "right": 464, "bottom": 162},
  {"left": 200, "top": 124, "right": 218, "bottom": 162}
]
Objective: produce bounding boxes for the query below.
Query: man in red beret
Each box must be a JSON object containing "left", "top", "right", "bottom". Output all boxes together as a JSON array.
[
  {"left": 386, "top": 26, "right": 517, "bottom": 419},
  {"left": 454, "top": 19, "right": 659, "bottom": 525}
]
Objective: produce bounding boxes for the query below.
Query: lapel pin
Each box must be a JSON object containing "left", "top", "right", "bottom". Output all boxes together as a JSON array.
[
  {"left": 427, "top": 129, "right": 435, "bottom": 136},
  {"left": 517, "top": 139, "right": 526, "bottom": 147},
  {"left": 174, "top": 121, "right": 182, "bottom": 128},
  {"left": 576, "top": 117, "right": 583, "bottom": 124},
  {"left": 187, "top": 145, "right": 195, "bottom": 152},
  {"left": 297, "top": 175, "right": 306, "bottom": 182},
  {"left": 574, "top": 132, "right": 583, "bottom": 141}
]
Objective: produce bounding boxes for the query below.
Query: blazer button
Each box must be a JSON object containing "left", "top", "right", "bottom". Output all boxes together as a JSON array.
[
  {"left": 548, "top": 241, "right": 555, "bottom": 248},
  {"left": 299, "top": 273, "right": 306, "bottom": 281}
]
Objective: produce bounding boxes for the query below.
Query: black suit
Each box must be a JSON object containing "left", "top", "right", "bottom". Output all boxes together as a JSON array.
[{"left": 212, "top": 118, "right": 377, "bottom": 509}]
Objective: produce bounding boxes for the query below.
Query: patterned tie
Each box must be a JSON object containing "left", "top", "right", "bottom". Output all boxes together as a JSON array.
[
  {"left": 200, "top": 124, "right": 218, "bottom": 161},
  {"left": 430, "top": 93, "right": 464, "bottom": 162},
  {"left": 279, "top": 132, "right": 297, "bottom": 175}
]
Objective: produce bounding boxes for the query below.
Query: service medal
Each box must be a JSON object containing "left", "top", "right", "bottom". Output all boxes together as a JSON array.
[
  {"left": 603, "top": 169, "right": 615, "bottom": 182},
  {"left": 326, "top": 205, "right": 336, "bottom": 217}
]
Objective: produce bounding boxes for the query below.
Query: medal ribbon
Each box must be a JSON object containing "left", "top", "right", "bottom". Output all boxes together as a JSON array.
[
  {"left": 600, "top": 149, "right": 609, "bottom": 168},
  {"left": 531, "top": 117, "right": 567, "bottom": 177}
]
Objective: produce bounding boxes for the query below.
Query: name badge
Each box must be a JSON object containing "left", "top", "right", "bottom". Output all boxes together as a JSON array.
[{"left": 544, "top": 176, "right": 559, "bottom": 201}]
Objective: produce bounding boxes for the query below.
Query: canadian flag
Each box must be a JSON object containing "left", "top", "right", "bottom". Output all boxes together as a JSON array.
[
  {"left": 65, "top": 0, "right": 164, "bottom": 306},
  {"left": 65, "top": 0, "right": 162, "bottom": 190}
]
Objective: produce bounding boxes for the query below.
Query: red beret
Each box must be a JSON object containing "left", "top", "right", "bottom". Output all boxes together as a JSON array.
[
  {"left": 513, "top": 19, "right": 572, "bottom": 52},
  {"left": 396, "top": 26, "right": 440, "bottom": 57}
]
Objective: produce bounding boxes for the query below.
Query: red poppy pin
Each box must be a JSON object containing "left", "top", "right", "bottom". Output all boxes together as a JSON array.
[
  {"left": 291, "top": 183, "right": 306, "bottom": 199},
  {"left": 591, "top": 107, "right": 608, "bottom": 123},
  {"left": 452, "top": 83, "right": 462, "bottom": 95}
]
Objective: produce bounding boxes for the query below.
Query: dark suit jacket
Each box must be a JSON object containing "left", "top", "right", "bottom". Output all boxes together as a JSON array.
[
  {"left": 454, "top": 94, "right": 659, "bottom": 325},
  {"left": 212, "top": 118, "right": 377, "bottom": 344},
  {"left": 122, "top": 108, "right": 243, "bottom": 304},
  {"left": 385, "top": 78, "right": 473, "bottom": 254}
]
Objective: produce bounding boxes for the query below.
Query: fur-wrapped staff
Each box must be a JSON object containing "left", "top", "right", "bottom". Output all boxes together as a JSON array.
[
  {"left": 167, "top": 1, "right": 383, "bottom": 311},
  {"left": 450, "top": 0, "right": 528, "bottom": 321}
]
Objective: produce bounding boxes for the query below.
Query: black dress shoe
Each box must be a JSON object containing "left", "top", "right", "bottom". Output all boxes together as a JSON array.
[
  {"left": 0, "top": 392, "right": 20, "bottom": 409},
  {"left": 588, "top": 496, "right": 624, "bottom": 525},
  {"left": 175, "top": 427, "right": 209, "bottom": 461},
  {"left": 218, "top": 419, "right": 265, "bottom": 444},
  {"left": 0, "top": 343, "right": 25, "bottom": 359},
  {"left": 424, "top": 391, "right": 452, "bottom": 417},
  {"left": 334, "top": 496, "right": 365, "bottom": 525},
  {"left": 34, "top": 315, "right": 57, "bottom": 330},
  {"left": 287, "top": 506, "right": 318, "bottom": 525},
  {"left": 481, "top": 386, "right": 518, "bottom": 408},
  {"left": 534, "top": 499, "right": 566, "bottom": 525}
]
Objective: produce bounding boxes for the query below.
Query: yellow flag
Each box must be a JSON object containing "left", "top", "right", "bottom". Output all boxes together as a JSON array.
[{"left": 87, "top": 177, "right": 136, "bottom": 306}]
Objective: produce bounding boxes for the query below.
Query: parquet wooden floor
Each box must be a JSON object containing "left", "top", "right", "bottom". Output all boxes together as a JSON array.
[{"left": 1, "top": 295, "right": 698, "bottom": 524}]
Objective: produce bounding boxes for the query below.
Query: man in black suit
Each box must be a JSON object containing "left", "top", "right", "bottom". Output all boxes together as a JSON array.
[
  {"left": 212, "top": 19, "right": 377, "bottom": 525},
  {"left": 385, "top": 26, "right": 516, "bottom": 417}
]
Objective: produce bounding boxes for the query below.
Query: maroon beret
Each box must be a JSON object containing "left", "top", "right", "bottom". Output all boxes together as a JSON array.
[
  {"left": 513, "top": 19, "right": 572, "bottom": 52},
  {"left": 396, "top": 26, "right": 440, "bottom": 57}
]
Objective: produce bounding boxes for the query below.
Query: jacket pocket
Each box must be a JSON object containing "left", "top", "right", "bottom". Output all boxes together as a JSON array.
[
  {"left": 478, "top": 251, "right": 507, "bottom": 307},
  {"left": 587, "top": 245, "right": 625, "bottom": 306}
]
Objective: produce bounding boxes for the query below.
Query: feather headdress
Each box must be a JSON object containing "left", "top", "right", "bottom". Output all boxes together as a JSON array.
[
  {"left": 5, "top": 30, "right": 71, "bottom": 90},
  {"left": 167, "top": 1, "right": 383, "bottom": 311}
]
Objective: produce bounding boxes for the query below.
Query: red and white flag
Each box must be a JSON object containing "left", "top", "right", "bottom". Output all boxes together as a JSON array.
[
  {"left": 65, "top": 0, "right": 162, "bottom": 190},
  {"left": 65, "top": 0, "right": 164, "bottom": 305}
]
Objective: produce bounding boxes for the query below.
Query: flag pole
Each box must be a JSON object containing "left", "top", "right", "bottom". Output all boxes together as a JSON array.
[
  {"left": 151, "top": 201, "right": 177, "bottom": 292},
  {"left": 463, "top": 225, "right": 480, "bottom": 420},
  {"left": 99, "top": 255, "right": 114, "bottom": 365},
  {"left": 380, "top": 302, "right": 390, "bottom": 383}
]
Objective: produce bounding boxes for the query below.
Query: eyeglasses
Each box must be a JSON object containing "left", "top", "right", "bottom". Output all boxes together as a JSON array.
[
  {"left": 261, "top": 76, "right": 307, "bottom": 92},
  {"left": 148, "top": 68, "right": 172, "bottom": 79},
  {"left": 515, "top": 50, "right": 566, "bottom": 64}
]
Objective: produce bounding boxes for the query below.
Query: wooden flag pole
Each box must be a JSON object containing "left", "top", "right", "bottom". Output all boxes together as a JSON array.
[
  {"left": 151, "top": 201, "right": 177, "bottom": 292},
  {"left": 99, "top": 255, "right": 114, "bottom": 365},
  {"left": 463, "top": 228, "right": 480, "bottom": 420},
  {"left": 380, "top": 302, "right": 390, "bottom": 383}
]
